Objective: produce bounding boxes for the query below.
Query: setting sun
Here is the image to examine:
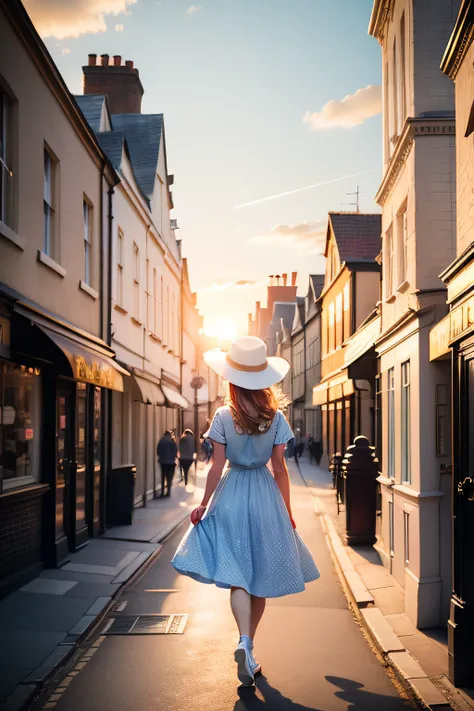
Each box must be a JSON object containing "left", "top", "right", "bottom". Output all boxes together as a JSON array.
[{"left": 202, "top": 318, "right": 239, "bottom": 343}]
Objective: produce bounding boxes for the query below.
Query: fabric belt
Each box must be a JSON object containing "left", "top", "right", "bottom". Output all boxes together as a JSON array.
[{"left": 227, "top": 463, "right": 267, "bottom": 470}]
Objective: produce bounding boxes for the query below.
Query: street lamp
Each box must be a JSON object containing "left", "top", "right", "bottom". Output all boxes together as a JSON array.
[{"left": 190, "top": 375, "right": 205, "bottom": 450}]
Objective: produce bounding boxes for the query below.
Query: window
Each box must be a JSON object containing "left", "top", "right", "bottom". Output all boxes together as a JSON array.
[
  {"left": 328, "top": 302, "right": 335, "bottom": 352},
  {"left": 387, "top": 368, "right": 395, "bottom": 478},
  {"left": 436, "top": 384, "right": 450, "bottom": 456},
  {"left": 389, "top": 500, "right": 395, "bottom": 557},
  {"left": 399, "top": 14, "right": 406, "bottom": 128},
  {"left": 0, "top": 86, "right": 14, "bottom": 228},
  {"left": 392, "top": 38, "right": 399, "bottom": 140},
  {"left": 83, "top": 198, "right": 92, "bottom": 285},
  {"left": 335, "top": 293, "right": 343, "bottom": 347},
  {"left": 116, "top": 229, "right": 124, "bottom": 307},
  {"left": 132, "top": 242, "right": 140, "bottom": 321},
  {"left": 384, "top": 226, "right": 394, "bottom": 298},
  {"left": 375, "top": 374, "right": 382, "bottom": 464},
  {"left": 401, "top": 361, "right": 411, "bottom": 483},
  {"left": 0, "top": 362, "right": 41, "bottom": 491},
  {"left": 43, "top": 146, "right": 57, "bottom": 257},
  {"left": 384, "top": 61, "right": 390, "bottom": 159},
  {"left": 404, "top": 511, "right": 410, "bottom": 566},
  {"left": 396, "top": 207, "right": 407, "bottom": 287}
]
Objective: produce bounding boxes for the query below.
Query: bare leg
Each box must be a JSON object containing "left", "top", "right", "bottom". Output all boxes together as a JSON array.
[
  {"left": 230, "top": 587, "right": 252, "bottom": 637},
  {"left": 250, "top": 596, "right": 266, "bottom": 640}
]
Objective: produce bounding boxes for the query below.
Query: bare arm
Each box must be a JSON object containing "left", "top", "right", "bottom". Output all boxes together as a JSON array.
[
  {"left": 191, "top": 441, "right": 226, "bottom": 524},
  {"left": 271, "top": 443, "right": 295, "bottom": 526}
]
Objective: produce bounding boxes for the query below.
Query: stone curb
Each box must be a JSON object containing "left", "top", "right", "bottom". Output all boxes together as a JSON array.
[
  {"left": 0, "top": 501, "right": 192, "bottom": 711},
  {"left": 311, "top": 494, "right": 452, "bottom": 710}
]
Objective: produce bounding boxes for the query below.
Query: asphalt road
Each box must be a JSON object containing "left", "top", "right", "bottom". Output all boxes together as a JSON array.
[{"left": 35, "top": 467, "right": 413, "bottom": 711}]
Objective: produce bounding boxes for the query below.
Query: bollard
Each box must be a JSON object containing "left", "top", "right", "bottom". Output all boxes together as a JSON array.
[{"left": 342, "top": 436, "right": 378, "bottom": 545}]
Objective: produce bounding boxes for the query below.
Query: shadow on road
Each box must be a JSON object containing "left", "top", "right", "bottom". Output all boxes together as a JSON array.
[{"left": 233, "top": 674, "right": 411, "bottom": 710}]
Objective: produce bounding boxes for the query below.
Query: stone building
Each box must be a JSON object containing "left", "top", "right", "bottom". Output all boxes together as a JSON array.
[{"left": 369, "top": 0, "right": 458, "bottom": 629}]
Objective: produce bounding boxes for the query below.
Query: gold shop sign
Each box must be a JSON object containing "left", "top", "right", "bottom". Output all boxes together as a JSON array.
[
  {"left": 430, "top": 295, "right": 474, "bottom": 361},
  {"left": 74, "top": 355, "right": 123, "bottom": 391},
  {"left": 447, "top": 261, "right": 474, "bottom": 304}
]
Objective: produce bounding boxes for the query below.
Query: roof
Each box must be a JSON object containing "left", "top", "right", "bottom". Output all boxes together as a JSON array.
[
  {"left": 328, "top": 212, "right": 381, "bottom": 263},
  {"left": 75, "top": 94, "right": 108, "bottom": 133},
  {"left": 96, "top": 130, "right": 126, "bottom": 171},
  {"left": 309, "top": 274, "right": 325, "bottom": 300},
  {"left": 272, "top": 302, "right": 297, "bottom": 332},
  {"left": 111, "top": 113, "right": 163, "bottom": 199}
]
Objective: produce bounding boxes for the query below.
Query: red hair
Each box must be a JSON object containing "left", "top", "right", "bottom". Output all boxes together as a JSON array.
[{"left": 227, "top": 383, "right": 281, "bottom": 435}]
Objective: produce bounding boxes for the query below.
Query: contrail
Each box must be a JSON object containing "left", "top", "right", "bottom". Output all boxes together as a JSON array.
[{"left": 233, "top": 168, "right": 377, "bottom": 209}]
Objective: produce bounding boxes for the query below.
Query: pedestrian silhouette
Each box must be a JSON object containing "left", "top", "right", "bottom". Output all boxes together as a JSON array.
[{"left": 233, "top": 674, "right": 411, "bottom": 710}]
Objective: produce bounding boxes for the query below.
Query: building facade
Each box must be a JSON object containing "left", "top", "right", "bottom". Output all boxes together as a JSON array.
[
  {"left": 434, "top": 0, "right": 474, "bottom": 686},
  {"left": 313, "top": 213, "right": 381, "bottom": 468},
  {"left": 0, "top": 2, "right": 127, "bottom": 595},
  {"left": 304, "top": 276, "right": 325, "bottom": 442},
  {"left": 369, "top": 0, "right": 458, "bottom": 629}
]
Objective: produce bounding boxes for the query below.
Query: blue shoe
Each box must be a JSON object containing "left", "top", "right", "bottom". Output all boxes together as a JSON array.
[
  {"left": 248, "top": 641, "right": 261, "bottom": 675},
  {"left": 234, "top": 642, "right": 254, "bottom": 686}
]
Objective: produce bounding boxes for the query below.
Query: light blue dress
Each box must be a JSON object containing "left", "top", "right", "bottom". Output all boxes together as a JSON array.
[{"left": 171, "top": 407, "right": 320, "bottom": 598}]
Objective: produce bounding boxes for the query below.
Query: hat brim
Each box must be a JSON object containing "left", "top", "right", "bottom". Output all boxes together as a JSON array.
[{"left": 203, "top": 348, "right": 290, "bottom": 390}]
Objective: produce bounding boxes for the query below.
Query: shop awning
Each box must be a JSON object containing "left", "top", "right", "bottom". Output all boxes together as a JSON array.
[
  {"left": 344, "top": 315, "right": 381, "bottom": 370},
  {"left": 133, "top": 374, "right": 166, "bottom": 405},
  {"left": 161, "top": 384, "right": 190, "bottom": 409},
  {"left": 38, "top": 325, "right": 128, "bottom": 392},
  {"left": 313, "top": 370, "right": 352, "bottom": 406}
]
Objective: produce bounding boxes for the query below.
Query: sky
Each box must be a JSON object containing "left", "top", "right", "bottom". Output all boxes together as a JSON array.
[{"left": 26, "top": 0, "right": 382, "bottom": 338}]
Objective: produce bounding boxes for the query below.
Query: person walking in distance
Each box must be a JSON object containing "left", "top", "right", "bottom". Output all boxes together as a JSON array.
[
  {"left": 172, "top": 336, "right": 320, "bottom": 686},
  {"left": 157, "top": 430, "right": 177, "bottom": 497},
  {"left": 178, "top": 429, "right": 196, "bottom": 486}
]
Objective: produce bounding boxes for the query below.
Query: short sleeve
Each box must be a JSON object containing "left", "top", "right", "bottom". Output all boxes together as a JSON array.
[
  {"left": 207, "top": 409, "right": 226, "bottom": 444},
  {"left": 274, "top": 411, "right": 294, "bottom": 445}
]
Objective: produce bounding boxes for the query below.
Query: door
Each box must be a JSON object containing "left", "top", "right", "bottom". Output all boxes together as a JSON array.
[
  {"left": 90, "top": 386, "right": 101, "bottom": 535},
  {"left": 55, "top": 387, "right": 73, "bottom": 559},
  {"left": 75, "top": 382, "right": 89, "bottom": 547}
]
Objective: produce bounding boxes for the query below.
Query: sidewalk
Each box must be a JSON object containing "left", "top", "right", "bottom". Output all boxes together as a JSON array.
[
  {"left": 0, "top": 468, "right": 205, "bottom": 711},
  {"left": 296, "top": 456, "right": 474, "bottom": 711}
]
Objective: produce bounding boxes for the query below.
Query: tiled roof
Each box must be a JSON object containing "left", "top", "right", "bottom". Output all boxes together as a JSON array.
[
  {"left": 329, "top": 212, "right": 381, "bottom": 263},
  {"left": 96, "top": 130, "right": 126, "bottom": 171},
  {"left": 75, "top": 94, "right": 108, "bottom": 133},
  {"left": 272, "top": 302, "right": 297, "bottom": 332},
  {"left": 309, "top": 274, "right": 324, "bottom": 300},
  {"left": 111, "top": 113, "right": 163, "bottom": 199}
]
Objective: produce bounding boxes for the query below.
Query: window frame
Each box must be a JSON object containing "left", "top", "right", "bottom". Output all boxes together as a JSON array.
[
  {"left": 132, "top": 242, "right": 140, "bottom": 322},
  {"left": 83, "top": 196, "right": 93, "bottom": 286},
  {"left": 43, "top": 145, "right": 57, "bottom": 258},
  {"left": 0, "top": 84, "right": 15, "bottom": 229},
  {"left": 384, "top": 226, "right": 394, "bottom": 299},
  {"left": 401, "top": 360, "right": 411, "bottom": 483},
  {"left": 387, "top": 368, "right": 395, "bottom": 479},
  {"left": 116, "top": 228, "right": 124, "bottom": 308}
]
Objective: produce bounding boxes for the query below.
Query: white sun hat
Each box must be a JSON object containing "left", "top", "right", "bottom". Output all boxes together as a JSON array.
[{"left": 203, "top": 336, "right": 290, "bottom": 390}]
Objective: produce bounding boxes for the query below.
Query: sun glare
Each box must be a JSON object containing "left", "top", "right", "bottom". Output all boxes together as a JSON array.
[{"left": 202, "top": 318, "right": 239, "bottom": 343}]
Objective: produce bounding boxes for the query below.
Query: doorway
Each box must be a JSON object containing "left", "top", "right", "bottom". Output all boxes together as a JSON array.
[{"left": 55, "top": 384, "right": 74, "bottom": 560}]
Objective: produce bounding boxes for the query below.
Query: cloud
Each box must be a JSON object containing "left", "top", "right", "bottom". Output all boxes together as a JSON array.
[
  {"left": 114, "top": 23, "right": 124, "bottom": 31},
  {"left": 303, "top": 84, "right": 382, "bottom": 130},
  {"left": 61, "top": 48, "right": 71, "bottom": 54},
  {"left": 197, "top": 279, "right": 260, "bottom": 293},
  {"left": 186, "top": 5, "right": 202, "bottom": 14},
  {"left": 23, "top": 0, "right": 137, "bottom": 39},
  {"left": 248, "top": 221, "right": 326, "bottom": 255},
  {"left": 233, "top": 168, "right": 376, "bottom": 209}
]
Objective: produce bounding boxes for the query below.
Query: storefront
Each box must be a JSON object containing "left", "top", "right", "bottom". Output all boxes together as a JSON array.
[
  {"left": 431, "top": 251, "right": 474, "bottom": 687},
  {"left": 0, "top": 295, "right": 127, "bottom": 596}
]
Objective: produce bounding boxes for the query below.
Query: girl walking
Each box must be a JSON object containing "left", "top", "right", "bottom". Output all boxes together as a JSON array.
[{"left": 171, "top": 336, "right": 320, "bottom": 686}]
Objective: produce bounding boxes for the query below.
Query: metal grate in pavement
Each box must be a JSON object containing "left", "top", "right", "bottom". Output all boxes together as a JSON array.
[{"left": 104, "top": 614, "right": 188, "bottom": 635}]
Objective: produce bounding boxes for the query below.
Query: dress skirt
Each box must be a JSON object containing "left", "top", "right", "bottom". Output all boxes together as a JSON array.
[{"left": 171, "top": 464, "right": 320, "bottom": 598}]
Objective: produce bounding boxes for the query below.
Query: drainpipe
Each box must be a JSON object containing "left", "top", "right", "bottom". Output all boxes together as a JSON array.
[
  {"left": 142, "top": 225, "right": 151, "bottom": 507},
  {"left": 179, "top": 263, "right": 184, "bottom": 436},
  {"left": 103, "top": 171, "right": 114, "bottom": 534}
]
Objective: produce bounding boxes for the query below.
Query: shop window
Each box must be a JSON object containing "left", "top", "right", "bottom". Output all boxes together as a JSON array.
[
  {"left": 43, "top": 145, "right": 58, "bottom": 258},
  {"left": 83, "top": 197, "right": 93, "bottom": 286},
  {"left": 401, "top": 361, "right": 411, "bottom": 483},
  {"left": 387, "top": 368, "right": 395, "bottom": 478},
  {"left": 0, "top": 84, "right": 15, "bottom": 229},
  {"left": 0, "top": 362, "right": 41, "bottom": 491},
  {"left": 375, "top": 374, "right": 382, "bottom": 465}
]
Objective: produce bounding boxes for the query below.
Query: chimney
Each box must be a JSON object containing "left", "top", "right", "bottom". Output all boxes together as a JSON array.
[
  {"left": 83, "top": 54, "right": 144, "bottom": 114},
  {"left": 291, "top": 271, "right": 297, "bottom": 286},
  {"left": 282, "top": 273, "right": 287, "bottom": 286}
]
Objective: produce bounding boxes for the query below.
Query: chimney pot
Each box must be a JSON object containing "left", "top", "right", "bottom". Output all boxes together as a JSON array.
[
  {"left": 88, "top": 53, "right": 97, "bottom": 66},
  {"left": 100, "top": 53, "right": 109, "bottom": 66},
  {"left": 283, "top": 273, "right": 288, "bottom": 286},
  {"left": 113, "top": 55, "right": 121, "bottom": 66},
  {"left": 83, "top": 56, "right": 144, "bottom": 114},
  {"left": 125, "top": 60, "right": 134, "bottom": 69},
  {"left": 291, "top": 271, "right": 297, "bottom": 286}
]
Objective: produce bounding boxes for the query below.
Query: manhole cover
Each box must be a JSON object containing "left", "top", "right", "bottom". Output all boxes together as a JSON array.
[{"left": 104, "top": 614, "right": 188, "bottom": 635}]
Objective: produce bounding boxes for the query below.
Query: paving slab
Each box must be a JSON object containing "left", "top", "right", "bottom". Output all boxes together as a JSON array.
[
  {"left": 344, "top": 570, "right": 375, "bottom": 607},
  {"left": 388, "top": 651, "right": 427, "bottom": 680},
  {"left": 361, "top": 607, "right": 405, "bottom": 653},
  {"left": 386, "top": 613, "right": 419, "bottom": 637},
  {"left": 20, "top": 579, "right": 78, "bottom": 596},
  {"left": 371, "top": 584, "right": 406, "bottom": 615},
  {"left": 0, "top": 684, "right": 36, "bottom": 711},
  {"left": 402, "top": 631, "right": 449, "bottom": 678},
  {"left": 357, "top": 562, "right": 398, "bottom": 590},
  {"left": 64, "top": 582, "right": 119, "bottom": 599},
  {"left": 410, "top": 678, "right": 452, "bottom": 708},
  {"left": 0, "top": 629, "right": 66, "bottom": 669},
  {"left": 40, "top": 570, "right": 116, "bottom": 584}
]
